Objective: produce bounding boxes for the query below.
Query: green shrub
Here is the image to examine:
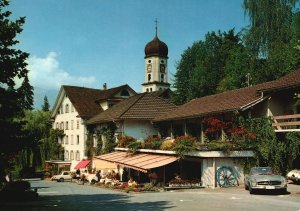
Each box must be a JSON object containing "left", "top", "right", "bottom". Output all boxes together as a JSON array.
[
  {"left": 128, "top": 141, "right": 142, "bottom": 154},
  {"left": 172, "top": 136, "right": 198, "bottom": 159}
]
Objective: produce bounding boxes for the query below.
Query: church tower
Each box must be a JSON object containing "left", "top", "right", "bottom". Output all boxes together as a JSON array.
[{"left": 142, "top": 21, "right": 170, "bottom": 92}]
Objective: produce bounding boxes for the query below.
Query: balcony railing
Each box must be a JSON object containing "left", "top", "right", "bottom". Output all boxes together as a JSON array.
[{"left": 271, "top": 114, "right": 300, "bottom": 132}]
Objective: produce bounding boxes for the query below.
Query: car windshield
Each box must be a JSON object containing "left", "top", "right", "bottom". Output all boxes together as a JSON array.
[{"left": 251, "top": 167, "right": 273, "bottom": 175}]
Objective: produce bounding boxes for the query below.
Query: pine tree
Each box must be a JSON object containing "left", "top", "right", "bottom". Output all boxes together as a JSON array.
[{"left": 42, "top": 96, "right": 50, "bottom": 112}]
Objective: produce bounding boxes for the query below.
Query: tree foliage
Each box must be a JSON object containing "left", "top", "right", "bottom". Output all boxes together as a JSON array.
[
  {"left": 0, "top": 0, "right": 34, "bottom": 177},
  {"left": 243, "top": 0, "right": 300, "bottom": 83},
  {"left": 42, "top": 96, "right": 50, "bottom": 112},
  {"left": 173, "top": 29, "right": 243, "bottom": 104},
  {"left": 173, "top": 1, "right": 300, "bottom": 104}
]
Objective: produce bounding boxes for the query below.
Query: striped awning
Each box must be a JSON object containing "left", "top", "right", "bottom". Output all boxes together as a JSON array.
[
  {"left": 74, "top": 160, "right": 91, "bottom": 169},
  {"left": 94, "top": 151, "right": 178, "bottom": 173}
]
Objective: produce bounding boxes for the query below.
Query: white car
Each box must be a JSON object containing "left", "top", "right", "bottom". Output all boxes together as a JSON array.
[
  {"left": 287, "top": 169, "right": 300, "bottom": 184},
  {"left": 51, "top": 171, "right": 72, "bottom": 182}
]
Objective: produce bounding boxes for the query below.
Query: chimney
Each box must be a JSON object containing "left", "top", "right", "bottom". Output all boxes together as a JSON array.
[{"left": 103, "top": 83, "right": 107, "bottom": 90}]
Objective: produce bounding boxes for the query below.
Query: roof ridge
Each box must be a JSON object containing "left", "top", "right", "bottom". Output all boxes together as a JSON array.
[
  {"left": 118, "top": 93, "right": 147, "bottom": 118},
  {"left": 148, "top": 92, "right": 177, "bottom": 107}
]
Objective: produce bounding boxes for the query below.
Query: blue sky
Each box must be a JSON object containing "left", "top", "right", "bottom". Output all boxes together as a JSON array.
[{"left": 9, "top": 0, "right": 248, "bottom": 109}]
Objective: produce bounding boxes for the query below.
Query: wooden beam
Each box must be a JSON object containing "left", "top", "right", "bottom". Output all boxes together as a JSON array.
[
  {"left": 272, "top": 114, "right": 300, "bottom": 120},
  {"left": 272, "top": 121, "right": 300, "bottom": 127}
]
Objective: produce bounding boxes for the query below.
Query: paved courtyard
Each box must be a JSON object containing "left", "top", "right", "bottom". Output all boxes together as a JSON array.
[{"left": 1, "top": 179, "right": 300, "bottom": 211}]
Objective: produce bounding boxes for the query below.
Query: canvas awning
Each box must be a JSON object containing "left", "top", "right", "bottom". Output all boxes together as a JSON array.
[
  {"left": 74, "top": 160, "right": 91, "bottom": 169},
  {"left": 93, "top": 159, "right": 118, "bottom": 170},
  {"left": 95, "top": 151, "right": 178, "bottom": 173}
]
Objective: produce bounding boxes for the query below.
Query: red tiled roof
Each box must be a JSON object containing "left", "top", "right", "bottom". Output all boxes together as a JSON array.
[
  {"left": 154, "top": 69, "right": 300, "bottom": 121},
  {"left": 257, "top": 69, "right": 300, "bottom": 92},
  {"left": 86, "top": 92, "right": 177, "bottom": 124},
  {"left": 63, "top": 84, "right": 135, "bottom": 118}
]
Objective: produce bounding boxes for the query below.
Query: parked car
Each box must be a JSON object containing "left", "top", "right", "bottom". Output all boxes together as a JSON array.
[
  {"left": 287, "top": 169, "right": 300, "bottom": 184},
  {"left": 244, "top": 167, "right": 287, "bottom": 194},
  {"left": 51, "top": 171, "right": 72, "bottom": 182}
]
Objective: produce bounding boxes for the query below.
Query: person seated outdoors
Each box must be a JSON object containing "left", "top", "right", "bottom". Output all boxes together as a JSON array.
[{"left": 128, "top": 177, "right": 137, "bottom": 187}]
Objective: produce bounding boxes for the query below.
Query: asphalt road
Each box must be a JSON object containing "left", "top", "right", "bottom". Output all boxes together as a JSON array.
[{"left": 1, "top": 180, "right": 300, "bottom": 211}]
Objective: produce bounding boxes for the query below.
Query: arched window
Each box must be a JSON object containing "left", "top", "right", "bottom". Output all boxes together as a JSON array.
[
  {"left": 93, "top": 136, "right": 97, "bottom": 147},
  {"left": 60, "top": 122, "right": 64, "bottom": 130},
  {"left": 60, "top": 105, "right": 64, "bottom": 114},
  {"left": 150, "top": 88, "right": 152, "bottom": 92},
  {"left": 65, "top": 104, "right": 69, "bottom": 113},
  {"left": 66, "top": 121, "right": 69, "bottom": 130},
  {"left": 76, "top": 151, "right": 80, "bottom": 161},
  {"left": 71, "top": 104, "right": 74, "bottom": 112},
  {"left": 71, "top": 135, "right": 74, "bottom": 145},
  {"left": 70, "top": 151, "right": 74, "bottom": 160},
  {"left": 161, "top": 74, "right": 164, "bottom": 82},
  {"left": 148, "top": 74, "right": 151, "bottom": 82},
  {"left": 65, "top": 135, "right": 69, "bottom": 144},
  {"left": 146, "top": 88, "right": 149, "bottom": 92},
  {"left": 56, "top": 123, "right": 59, "bottom": 129},
  {"left": 65, "top": 150, "right": 69, "bottom": 160}
]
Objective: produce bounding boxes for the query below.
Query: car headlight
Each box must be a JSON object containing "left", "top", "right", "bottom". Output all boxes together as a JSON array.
[
  {"left": 251, "top": 179, "right": 257, "bottom": 187},
  {"left": 281, "top": 177, "right": 287, "bottom": 186}
]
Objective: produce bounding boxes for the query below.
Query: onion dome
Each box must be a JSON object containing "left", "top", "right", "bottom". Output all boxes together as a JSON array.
[{"left": 144, "top": 35, "right": 168, "bottom": 58}]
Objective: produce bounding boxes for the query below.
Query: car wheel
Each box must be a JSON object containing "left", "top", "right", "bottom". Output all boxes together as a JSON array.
[
  {"left": 244, "top": 183, "right": 249, "bottom": 190},
  {"left": 249, "top": 187, "right": 255, "bottom": 194},
  {"left": 59, "top": 178, "right": 64, "bottom": 182}
]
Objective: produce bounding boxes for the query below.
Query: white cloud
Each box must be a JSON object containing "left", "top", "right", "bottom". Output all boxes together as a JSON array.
[{"left": 27, "top": 52, "right": 96, "bottom": 90}]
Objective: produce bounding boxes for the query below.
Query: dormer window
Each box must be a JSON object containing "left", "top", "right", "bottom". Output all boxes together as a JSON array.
[{"left": 120, "top": 90, "right": 130, "bottom": 96}]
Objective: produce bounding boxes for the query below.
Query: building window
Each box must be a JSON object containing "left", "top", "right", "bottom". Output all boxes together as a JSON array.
[
  {"left": 71, "top": 120, "right": 74, "bottom": 130},
  {"left": 160, "top": 64, "right": 165, "bottom": 73},
  {"left": 66, "top": 121, "right": 69, "bottom": 130},
  {"left": 161, "top": 74, "right": 164, "bottom": 82},
  {"left": 77, "top": 120, "right": 80, "bottom": 129},
  {"left": 76, "top": 151, "right": 80, "bottom": 161},
  {"left": 65, "top": 104, "right": 69, "bottom": 113},
  {"left": 56, "top": 123, "right": 59, "bottom": 129},
  {"left": 65, "top": 150, "right": 69, "bottom": 160},
  {"left": 70, "top": 151, "right": 74, "bottom": 160},
  {"left": 146, "top": 88, "right": 149, "bottom": 92},
  {"left": 150, "top": 88, "right": 152, "bottom": 92},
  {"left": 65, "top": 135, "right": 69, "bottom": 145},
  {"left": 93, "top": 136, "right": 97, "bottom": 147},
  {"left": 148, "top": 74, "right": 151, "bottom": 82},
  {"left": 77, "top": 135, "right": 79, "bottom": 145},
  {"left": 60, "top": 105, "right": 64, "bottom": 114},
  {"left": 71, "top": 104, "right": 74, "bottom": 112},
  {"left": 60, "top": 122, "right": 64, "bottom": 130},
  {"left": 71, "top": 135, "right": 74, "bottom": 145}
]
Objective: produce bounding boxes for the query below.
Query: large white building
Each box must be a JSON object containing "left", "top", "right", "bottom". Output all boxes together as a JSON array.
[{"left": 50, "top": 84, "right": 136, "bottom": 162}]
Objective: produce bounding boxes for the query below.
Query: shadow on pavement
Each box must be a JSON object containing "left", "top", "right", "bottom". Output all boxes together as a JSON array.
[{"left": 0, "top": 192, "right": 174, "bottom": 211}]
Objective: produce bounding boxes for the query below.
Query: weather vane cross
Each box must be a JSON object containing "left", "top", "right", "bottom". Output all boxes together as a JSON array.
[{"left": 155, "top": 18, "right": 158, "bottom": 35}]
